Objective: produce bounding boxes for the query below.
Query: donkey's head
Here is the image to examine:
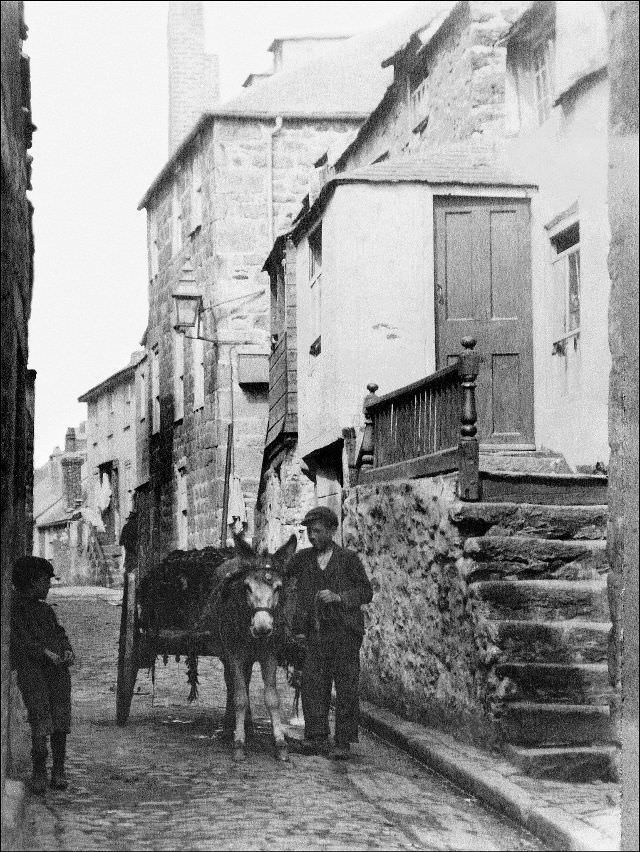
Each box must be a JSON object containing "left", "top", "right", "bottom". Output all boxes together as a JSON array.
[{"left": 233, "top": 534, "right": 297, "bottom": 638}]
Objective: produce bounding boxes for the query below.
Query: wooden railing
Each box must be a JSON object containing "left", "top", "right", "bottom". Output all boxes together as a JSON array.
[{"left": 356, "top": 338, "right": 480, "bottom": 500}]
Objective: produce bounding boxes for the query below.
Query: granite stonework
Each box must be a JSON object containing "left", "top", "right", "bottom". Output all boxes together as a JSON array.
[
  {"left": 342, "top": 475, "right": 502, "bottom": 748},
  {"left": 142, "top": 115, "right": 359, "bottom": 560},
  {"left": 255, "top": 443, "right": 315, "bottom": 553},
  {"left": 337, "top": 2, "right": 529, "bottom": 172}
]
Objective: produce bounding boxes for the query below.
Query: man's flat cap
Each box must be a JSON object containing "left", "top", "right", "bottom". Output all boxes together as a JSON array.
[
  {"left": 301, "top": 506, "right": 339, "bottom": 528},
  {"left": 13, "top": 556, "right": 58, "bottom": 589}
]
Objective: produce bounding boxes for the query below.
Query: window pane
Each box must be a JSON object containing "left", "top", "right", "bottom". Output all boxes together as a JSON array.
[
  {"left": 568, "top": 250, "right": 581, "bottom": 331},
  {"left": 552, "top": 258, "right": 567, "bottom": 339}
]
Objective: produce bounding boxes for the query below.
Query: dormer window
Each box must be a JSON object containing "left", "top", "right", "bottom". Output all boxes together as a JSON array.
[{"left": 506, "top": 3, "right": 556, "bottom": 131}]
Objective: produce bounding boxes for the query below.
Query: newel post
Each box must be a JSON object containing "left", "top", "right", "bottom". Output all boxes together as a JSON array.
[
  {"left": 356, "top": 383, "right": 379, "bottom": 478},
  {"left": 457, "top": 338, "right": 480, "bottom": 501}
]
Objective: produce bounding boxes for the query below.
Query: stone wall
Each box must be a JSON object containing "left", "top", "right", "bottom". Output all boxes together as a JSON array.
[
  {"left": 339, "top": 2, "right": 528, "bottom": 172},
  {"left": 143, "top": 115, "right": 359, "bottom": 561},
  {"left": 605, "top": 2, "right": 639, "bottom": 847},
  {"left": 343, "top": 475, "right": 500, "bottom": 748},
  {"left": 254, "top": 443, "right": 315, "bottom": 553},
  {"left": 1, "top": 0, "right": 35, "bottom": 820}
]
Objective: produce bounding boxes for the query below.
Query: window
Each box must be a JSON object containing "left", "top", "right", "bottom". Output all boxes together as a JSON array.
[
  {"left": 151, "top": 346, "right": 160, "bottom": 433},
  {"left": 138, "top": 368, "right": 147, "bottom": 422},
  {"left": 550, "top": 222, "right": 580, "bottom": 354},
  {"left": 107, "top": 391, "right": 114, "bottom": 416},
  {"left": 149, "top": 213, "right": 159, "bottom": 279},
  {"left": 124, "top": 382, "right": 133, "bottom": 425},
  {"left": 308, "top": 225, "right": 322, "bottom": 357},
  {"left": 270, "top": 263, "right": 286, "bottom": 348},
  {"left": 410, "top": 77, "right": 429, "bottom": 132},
  {"left": 192, "top": 338, "right": 205, "bottom": 411},
  {"left": 123, "top": 461, "right": 133, "bottom": 517},
  {"left": 532, "top": 36, "right": 554, "bottom": 125},
  {"left": 171, "top": 184, "right": 182, "bottom": 257},
  {"left": 176, "top": 466, "right": 188, "bottom": 549},
  {"left": 190, "top": 158, "right": 203, "bottom": 233},
  {"left": 174, "top": 332, "right": 185, "bottom": 421}
]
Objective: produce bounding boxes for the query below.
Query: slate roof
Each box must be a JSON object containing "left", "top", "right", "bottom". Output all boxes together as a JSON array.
[
  {"left": 139, "top": 2, "right": 449, "bottom": 208},
  {"left": 289, "top": 141, "right": 538, "bottom": 242},
  {"left": 78, "top": 351, "right": 145, "bottom": 403}
]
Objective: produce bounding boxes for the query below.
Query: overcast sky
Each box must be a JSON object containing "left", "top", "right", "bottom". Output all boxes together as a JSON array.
[{"left": 25, "top": 1, "right": 417, "bottom": 467}]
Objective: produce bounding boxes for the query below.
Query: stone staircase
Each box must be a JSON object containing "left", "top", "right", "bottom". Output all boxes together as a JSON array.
[{"left": 451, "top": 455, "right": 615, "bottom": 782}]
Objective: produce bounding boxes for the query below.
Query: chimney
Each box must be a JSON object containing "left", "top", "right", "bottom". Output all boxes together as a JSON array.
[
  {"left": 167, "top": 2, "right": 219, "bottom": 154},
  {"left": 61, "top": 456, "right": 83, "bottom": 510},
  {"left": 65, "top": 427, "right": 76, "bottom": 453}
]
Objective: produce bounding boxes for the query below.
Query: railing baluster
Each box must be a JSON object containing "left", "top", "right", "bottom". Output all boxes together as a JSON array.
[{"left": 458, "top": 338, "right": 480, "bottom": 501}]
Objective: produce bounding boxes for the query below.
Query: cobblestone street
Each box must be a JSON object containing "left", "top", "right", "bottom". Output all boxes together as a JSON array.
[{"left": 15, "top": 594, "right": 548, "bottom": 851}]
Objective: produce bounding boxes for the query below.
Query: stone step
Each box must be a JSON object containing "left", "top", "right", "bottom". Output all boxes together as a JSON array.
[
  {"left": 450, "top": 502, "right": 607, "bottom": 540},
  {"left": 504, "top": 743, "right": 617, "bottom": 782},
  {"left": 462, "top": 536, "right": 608, "bottom": 581},
  {"left": 471, "top": 579, "right": 609, "bottom": 621},
  {"left": 496, "top": 662, "right": 612, "bottom": 705},
  {"left": 480, "top": 451, "right": 572, "bottom": 475},
  {"left": 494, "top": 620, "right": 610, "bottom": 664},
  {"left": 479, "top": 472, "right": 608, "bottom": 505},
  {"left": 499, "top": 702, "right": 613, "bottom": 747}
]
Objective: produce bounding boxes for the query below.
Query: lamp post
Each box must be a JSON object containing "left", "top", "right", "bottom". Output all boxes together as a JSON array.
[{"left": 170, "top": 282, "right": 266, "bottom": 545}]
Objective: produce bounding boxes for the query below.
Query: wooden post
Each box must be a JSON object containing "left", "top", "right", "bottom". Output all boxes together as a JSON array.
[
  {"left": 220, "top": 422, "right": 233, "bottom": 547},
  {"left": 457, "top": 338, "right": 480, "bottom": 501},
  {"left": 357, "top": 383, "right": 379, "bottom": 478}
]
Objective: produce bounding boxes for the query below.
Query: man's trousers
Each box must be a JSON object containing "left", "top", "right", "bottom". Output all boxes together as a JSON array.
[{"left": 302, "top": 626, "right": 362, "bottom": 744}]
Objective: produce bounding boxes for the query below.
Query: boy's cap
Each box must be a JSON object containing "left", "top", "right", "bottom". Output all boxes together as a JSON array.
[
  {"left": 301, "top": 506, "right": 339, "bottom": 529},
  {"left": 13, "top": 556, "right": 58, "bottom": 589}
]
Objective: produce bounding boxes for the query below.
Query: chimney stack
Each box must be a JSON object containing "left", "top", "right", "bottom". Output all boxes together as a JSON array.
[
  {"left": 65, "top": 427, "right": 76, "bottom": 453},
  {"left": 61, "top": 456, "right": 83, "bottom": 510},
  {"left": 168, "top": 1, "right": 219, "bottom": 154}
]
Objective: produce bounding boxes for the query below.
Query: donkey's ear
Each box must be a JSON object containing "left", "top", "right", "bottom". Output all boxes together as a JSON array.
[
  {"left": 273, "top": 534, "right": 297, "bottom": 567},
  {"left": 232, "top": 532, "right": 255, "bottom": 560}
]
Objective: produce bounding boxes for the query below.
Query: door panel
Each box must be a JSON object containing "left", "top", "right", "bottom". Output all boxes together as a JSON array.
[{"left": 434, "top": 196, "right": 534, "bottom": 446}]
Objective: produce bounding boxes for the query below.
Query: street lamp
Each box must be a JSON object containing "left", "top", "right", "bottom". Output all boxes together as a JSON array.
[{"left": 172, "top": 271, "right": 204, "bottom": 338}]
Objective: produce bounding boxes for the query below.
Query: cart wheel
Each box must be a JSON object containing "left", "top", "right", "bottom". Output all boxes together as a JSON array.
[{"left": 116, "top": 570, "right": 139, "bottom": 725}]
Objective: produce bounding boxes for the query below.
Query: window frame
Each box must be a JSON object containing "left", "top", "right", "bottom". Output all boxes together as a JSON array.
[
  {"left": 173, "top": 331, "right": 185, "bottom": 422},
  {"left": 549, "top": 218, "right": 581, "bottom": 353},
  {"left": 151, "top": 346, "right": 160, "bottom": 434},
  {"left": 308, "top": 224, "right": 322, "bottom": 357}
]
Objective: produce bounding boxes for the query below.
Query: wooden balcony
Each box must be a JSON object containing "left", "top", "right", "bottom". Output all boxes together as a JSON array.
[
  {"left": 356, "top": 339, "right": 480, "bottom": 500},
  {"left": 265, "top": 331, "right": 297, "bottom": 449}
]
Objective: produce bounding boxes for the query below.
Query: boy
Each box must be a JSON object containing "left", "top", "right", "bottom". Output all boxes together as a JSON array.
[
  {"left": 289, "top": 507, "right": 373, "bottom": 759},
  {"left": 11, "top": 556, "right": 74, "bottom": 793}
]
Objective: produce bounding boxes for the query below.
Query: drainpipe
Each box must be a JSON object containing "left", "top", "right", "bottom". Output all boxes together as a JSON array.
[{"left": 267, "top": 116, "right": 283, "bottom": 247}]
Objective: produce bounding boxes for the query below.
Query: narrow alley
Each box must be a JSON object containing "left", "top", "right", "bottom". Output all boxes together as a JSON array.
[{"left": 16, "top": 592, "right": 545, "bottom": 852}]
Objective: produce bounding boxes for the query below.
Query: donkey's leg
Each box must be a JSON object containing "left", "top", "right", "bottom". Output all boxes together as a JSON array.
[
  {"left": 222, "top": 659, "right": 235, "bottom": 740},
  {"left": 260, "top": 656, "right": 288, "bottom": 762},
  {"left": 243, "top": 659, "right": 254, "bottom": 737},
  {"left": 232, "top": 656, "right": 249, "bottom": 761}
]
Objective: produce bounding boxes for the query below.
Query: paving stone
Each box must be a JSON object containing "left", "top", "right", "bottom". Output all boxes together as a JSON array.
[{"left": 15, "top": 595, "right": 546, "bottom": 851}]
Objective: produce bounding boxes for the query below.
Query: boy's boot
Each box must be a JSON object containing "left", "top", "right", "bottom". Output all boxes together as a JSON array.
[
  {"left": 50, "top": 732, "right": 68, "bottom": 790},
  {"left": 30, "top": 735, "right": 48, "bottom": 795}
]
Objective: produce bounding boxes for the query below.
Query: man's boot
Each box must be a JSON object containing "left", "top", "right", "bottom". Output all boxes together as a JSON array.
[
  {"left": 50, "top": 732, "right": 68, "bottom": 790},
  {"left": 30, "top": 735, "right": 48, "bottom": 795}
]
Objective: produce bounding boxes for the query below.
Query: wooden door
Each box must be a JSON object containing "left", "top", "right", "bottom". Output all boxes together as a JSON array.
[{"left": 434, "top": 196, "right": 534, "bottom": 447}]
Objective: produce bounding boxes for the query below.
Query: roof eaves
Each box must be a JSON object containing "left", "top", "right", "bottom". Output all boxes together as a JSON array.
[
  {"left": 381, "top": 2, "right": 460, "bottom": 68},
  {"left": 78, "top": 360, "right": 139, "bottom": 403},
  {"left": 138, "top": 110, "right": 367, "bottom": 210}
]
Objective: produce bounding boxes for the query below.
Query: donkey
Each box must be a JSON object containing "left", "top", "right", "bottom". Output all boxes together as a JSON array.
[{"left": 200, "top": 533, "right": 298, "bottom": 762}]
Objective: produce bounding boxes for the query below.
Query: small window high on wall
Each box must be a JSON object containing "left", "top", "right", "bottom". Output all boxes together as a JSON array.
[
  {"left": 550, "top": 221, "right": 580, "bottom": 355},
  {"left": 308, "top": 224, "right": 322, "bottom": 357}
]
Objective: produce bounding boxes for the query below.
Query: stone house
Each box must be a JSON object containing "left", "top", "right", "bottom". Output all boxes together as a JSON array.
[
  {"left": 261, "top": 0, "right": 611, "bottom": 527},
  {"left": 32, "top": 425, "right": 92, "bottom": 586},
  {"left": 1, "top": 0, "right": 36, "bottom": 834},
  {"left": 135, "top": 2, "right": 441, "bottom": 565},
  {"left": 78, "top": 352, "right": 145, "bottom": 585},
  {"left": 257, "top": 1, "right": 619, "bottom": 781}
]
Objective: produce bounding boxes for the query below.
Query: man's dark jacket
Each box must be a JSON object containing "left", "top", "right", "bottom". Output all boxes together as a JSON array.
[
  {"left": 10, "top": 593, "right": 73, "bottom": 668},
  {"left": 289, "top": 545, "right": 373, "bottom": 639}
]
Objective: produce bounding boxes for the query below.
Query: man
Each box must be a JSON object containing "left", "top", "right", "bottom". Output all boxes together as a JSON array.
[
  {"left": 11, "top": 556, "right": 75, "bottom": 793},
  {"left": 289, "top": 506, "right": 373, "bottom": 759}
]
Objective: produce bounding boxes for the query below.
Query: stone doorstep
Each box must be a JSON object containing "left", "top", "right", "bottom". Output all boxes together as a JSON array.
[
  {"left": 498, "top": 702, "right": 614, "bottom": 747},
  {"left": 504, "top": 744, "right": 618, "bottom": 784},
  {"left": 359, "top": 702, "right": 620, "bottom": 852},
  {"left": 450, "top": 502, "right": 608, "bottom": 541},
  {"left": 471, "top": 578, "right": 610, "bottom": 621},
  {"left": 494, "top": 620, "right": 610, "bottom": 664},
  {"left": 495, "top": 661, "right": 612, "bottom": 704}
]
